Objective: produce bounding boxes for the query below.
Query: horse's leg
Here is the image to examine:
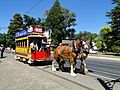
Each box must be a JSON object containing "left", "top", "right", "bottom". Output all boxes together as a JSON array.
[
  {"left": 80, "top": 58, "right": 88, "bottom": 75},
  {"left": 70, "top": 54, "right": 76, "bottom": 76},
  {"left": 61, "top": 60, "right": 65, "bottom": 71},
  {"left": 52, "top": 60, "right": 56, "bottom": 71},
  {"left": 70, "top": 63, "right": 76, "bottom": 76},
  {"left": 83, "top": 54, "right": 88, "bottom": 74},
  {"left": 52, "top": 52, "right": 57, "bottom": 71},
  {"left": 73, "top": 57, "right": 77, "bottom": 71}
]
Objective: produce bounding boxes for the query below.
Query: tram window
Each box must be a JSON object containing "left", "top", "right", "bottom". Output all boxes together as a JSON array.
[
  {"left": 20, "top": 41, "right": 21, "bottom": 47},
  {"left": 36, "top": 38, "right": 42, "bottom": 50},
  {"left": 22, "top": 41, "right": 23, "bottom": 47},
  {"left": 21, "top": 41, "right": 22, "bottom": 47},
  {"left": 16, "top": 42, "right": 17, "bottom": 47},
  {"left": 42, "top": 37, "right": 47, "bottom": 42},
  {"left": 16, "top": 41, "right": 20, "bottom": 47},
  {"left": 18, "top": 41, "right": 20, "bottom": 47},
  {"left": 17, "top": 42, "right": 19, "bottom": 47},
  {"left": 24, "top": 40, "right": 26, "bottom": 47},
  {"left": 21, "top": 41, "right": 23, "bottom": 47}
]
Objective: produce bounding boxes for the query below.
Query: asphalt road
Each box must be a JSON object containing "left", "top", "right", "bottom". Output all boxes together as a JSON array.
[{"left": 86, "top": 57, "right": 120, "bottom": 80}]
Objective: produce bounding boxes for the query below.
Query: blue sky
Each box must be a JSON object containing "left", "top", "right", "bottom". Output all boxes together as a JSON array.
[{"left": 0, "top": 0, "right": 113, "bottom": 34}]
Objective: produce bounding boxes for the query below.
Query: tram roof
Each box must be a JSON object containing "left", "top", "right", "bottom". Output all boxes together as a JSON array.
[
  {"left": 28, "top": 35, "right": 46, "bottom": 38},
  {"left": 15, "top": 29, "right": 46, "bottom": 38}
]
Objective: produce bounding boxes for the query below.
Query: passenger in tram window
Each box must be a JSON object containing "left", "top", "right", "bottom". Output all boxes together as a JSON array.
[
  {"left": 30, "top": 40, "right": 38, "bottom": 51},
  {"left": 40, "top": 44, "right": 46, "bottom": 51}
]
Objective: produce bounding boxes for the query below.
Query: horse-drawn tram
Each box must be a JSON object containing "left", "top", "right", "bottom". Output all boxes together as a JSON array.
[{"left": 15, "top": 26, "right": 51, "bottom": 64}]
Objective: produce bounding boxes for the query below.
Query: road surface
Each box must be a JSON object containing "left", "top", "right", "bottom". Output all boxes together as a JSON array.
[{"left": 0, "top": 52, "right": 119, "bottom": 90}]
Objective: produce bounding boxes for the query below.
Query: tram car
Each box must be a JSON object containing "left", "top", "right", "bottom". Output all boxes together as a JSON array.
[{"left": 15, "top": 26, "right": 51, "bottom": 64}]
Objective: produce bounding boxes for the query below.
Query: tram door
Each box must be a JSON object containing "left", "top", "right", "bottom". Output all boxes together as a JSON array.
[{"left": 29, "top": 37, "right": 50, "bottom": 61}]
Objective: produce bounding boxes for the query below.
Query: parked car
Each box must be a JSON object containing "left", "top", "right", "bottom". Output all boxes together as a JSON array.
[{"left": 89, "top": 45, "right": 98, "bottom": 54}]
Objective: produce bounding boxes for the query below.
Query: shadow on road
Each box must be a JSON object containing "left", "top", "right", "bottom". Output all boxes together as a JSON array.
[
  {"left": 97, "top": 78, "right": 120, "bottom": 90},
  {"left": 56, "top": 67, "right": 89, "bottom": 75},
  {"left": 31, "top": 60, "right": 52, "bottom": 66},
  {"left": 0, "top": 56, "right": 7, "bottom": 59}
]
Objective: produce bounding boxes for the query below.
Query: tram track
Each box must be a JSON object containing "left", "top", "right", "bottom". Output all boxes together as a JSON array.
[{"left": 34, "top": 66, "right": 94, "bottom": 90}]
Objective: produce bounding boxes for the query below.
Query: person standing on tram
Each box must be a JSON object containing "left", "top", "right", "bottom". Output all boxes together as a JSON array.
[
  {"left": 29, "top": 40, "right": 38, "bottom": 61},
  {"left": 30, "top": 40, "right": 38, "bottom": 51}
]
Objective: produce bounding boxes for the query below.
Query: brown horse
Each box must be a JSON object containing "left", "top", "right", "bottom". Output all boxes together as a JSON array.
[{"left": 52, "top": 39, "right": 89, "bottom": 76}]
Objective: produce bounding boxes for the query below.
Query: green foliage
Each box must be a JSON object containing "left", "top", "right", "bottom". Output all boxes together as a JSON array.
[
  {"left": 23, "top": 14, "right": 44, "bottom": 27},
  {"left": 66, "top": 28, "right": 76, "bottom": 39},
  {"left": 99, "top": 26, "right": 112, "bottom": 51},
  {"left": 0, "top": 33, "right": 6, "bottom": 46},
  {"left": 111, "top": 45, "right": 120, "bottom": 53},
  {"left": 7, "top": 13, "right": 23, "bottom": 48},
  {"left": 106, "top": 0, "right": 120, "bottom": 52},
  {"left": 62, "top": 8, "right": 76, "bottom": 28},
  {"left": 95, "top": 36, "right": 107, "bottom": 52},
  {"left": 45, "top": 0, "right": 76, "bottom": 44},
  {"left": 45, "top": 0, "right": 65, "bottom": 44},
  {"left": 75, "top": 31, "right": 97, "bottom": 41}
]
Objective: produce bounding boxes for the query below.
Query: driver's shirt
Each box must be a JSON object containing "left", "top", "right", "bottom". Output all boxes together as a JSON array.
[{"left": 30, "top": 42, "right": 38, "bottom": 50}]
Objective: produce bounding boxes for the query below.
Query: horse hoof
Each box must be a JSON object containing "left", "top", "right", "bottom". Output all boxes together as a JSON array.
[
  {"left": 83, "top": 68, "right": 88, "bottom": 75},
  {"left": 52, "top": 68, "right": 56, "bottom": 71},
  {"left": 71, "top": 73, "right": 76, "bottom": 76}
]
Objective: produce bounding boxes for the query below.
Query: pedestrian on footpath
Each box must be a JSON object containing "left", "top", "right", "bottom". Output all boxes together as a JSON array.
[
  {"left": 0, "top": 45, "right": 2, "bottom": 58},
  {"left": 0, "top": 44, "right": 5, "bottom": 58}
]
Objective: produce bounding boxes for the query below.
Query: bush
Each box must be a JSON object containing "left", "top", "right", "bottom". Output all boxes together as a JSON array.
[{"left": 111, "top": 45, "right": 120, "bottom": 53}]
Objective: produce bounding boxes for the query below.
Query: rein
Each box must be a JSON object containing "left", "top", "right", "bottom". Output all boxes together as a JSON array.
[{"left": 61, "top": 46, "right": 67, "bottom": 54}]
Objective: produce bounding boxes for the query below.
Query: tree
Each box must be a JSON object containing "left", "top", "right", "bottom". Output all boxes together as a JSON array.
[
  {"left": 45, "top": 0, "right": 76, "bottom": 44},
  {"left": 45, "top": 0, "right": 65, "bottom": 44},
  {"left": 23, "top": 14, "right": 37, "bottom": 26},
  {"left": 75, "top": 31, "right": 97, "bottom": 41},
  {"left": 62, "top": 8, "right": 76, "bottom": 28},
  {"left": 0, "top": 33, "right": 6, "bottom": 46},
  {"left": 62, "top": 8, "right": 76, "bottom": 39},
  {"left": 67, "top": 28, "right": 76, "bottom": 39},
  {"left": 23, "top": 14, "right": 45, "bottom": 27},
  {"left": 106, "top": 0, "right": 120, "bottom": 52},
  {"left": 99, "top": 26, "right": 112, "bottom": 51},
  {"left": 7, "top": 13, "right": 23, "bottom": 48}
]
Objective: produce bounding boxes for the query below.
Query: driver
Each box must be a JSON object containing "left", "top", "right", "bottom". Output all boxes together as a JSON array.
[{"left": 30, "top": 40, "right": 38, "bottom": 51}]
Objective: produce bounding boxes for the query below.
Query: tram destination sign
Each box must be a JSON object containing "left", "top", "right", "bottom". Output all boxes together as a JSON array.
[{"left": 15, "top": 29, "right": 28, "bottom": 38}]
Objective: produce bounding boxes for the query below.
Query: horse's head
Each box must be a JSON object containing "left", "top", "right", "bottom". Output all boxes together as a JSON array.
[
  {"left": 82, "top": 41, "right": 90, "bottom": 54},
  {"left": 77, "top": 40, "right": 90, "bottom": 60}
]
